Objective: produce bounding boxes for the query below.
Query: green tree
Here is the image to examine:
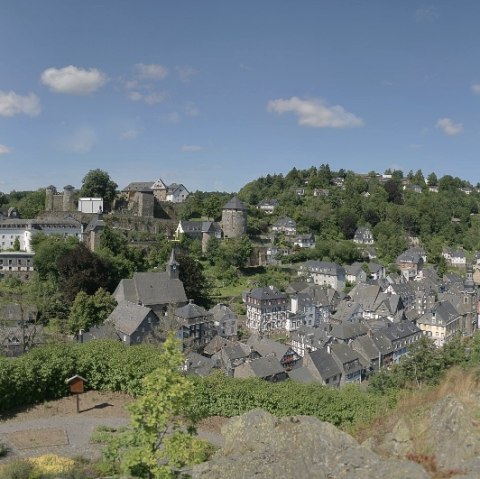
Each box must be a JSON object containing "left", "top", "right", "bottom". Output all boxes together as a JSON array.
[
  {"left": 66, "top": 288, "right": 117, "bottom": 333},
  {"left": 80, "top": 169, "right": 118, "bottom": 204},
  {"left": 12, "top": 237, "right": 20, "bottom": 251},
  {"left": 106, "top": 333, "right": 213, "bottom": 478},
  {"left": 57, "top": 244, "right": 113, "bottom": 302},
  {"left": 176, "top": 249, "right": 211, "bottom": 307},
  {"left": 32, "top": 234, "right": 78, "bottom": 280}
]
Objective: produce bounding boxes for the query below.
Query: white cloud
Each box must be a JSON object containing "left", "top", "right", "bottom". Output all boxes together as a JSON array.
[
  {"left": 167, "top": 111, "right": 180, "bottom": 124},
  {"left": 65, "top": 127, "right": 96, "bottom": 153},
  {"left": 181, "top": 145, "right": 203, "bottom": 152},
  {"left": 471, "top": 84, "right": 480, "bottom": 94},
  {"left": 185, "top": 103, "right": 199, "bottom": 117},
  {"left": 436, "top": 117, "right": 463, "bottom": 136},
  {"left": 0, "top": 144, "right": 11, "bottom": 155},
  {"left": 0, "top": 91, "right": 41, "bottom": 117},
  {"left": 135, "top": 63, "right": 169, "bottom": 80},
  {"left": 144, "top": 92, "right": 167, "bottom": 105},
  {"left": 414, "top": 6, "right": 438, "bottom": 23},
  {"left": 121, "top": 129, "right": 140, "bottom": 140},
  {"left": 128, "top": 90, "right": 166, "bottom": 105},
  {"left": 176, "top": 65, "right": 197, "bottom": 82},
  {"left": 267, "top": 96, "right": 364, "bottom": 129},
  {"left": 129, "top": 91, "right": 143, "bottom": 101},
  {"left": 41, "top": 66, "right": 107, "bottom": 95}
]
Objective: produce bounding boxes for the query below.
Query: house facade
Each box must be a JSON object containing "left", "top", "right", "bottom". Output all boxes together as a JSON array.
[
  {"left": 0, "top": 218, "right": 83, "bottom": 252},
  {"left": 244, "top": 286, "right": 289, "bottom": 332},
  {"left": 271, "top": 217, "right": 297, "bottom": 236},
  {"left": 298, "top": 260, "right": 346, "bottom": 291}
]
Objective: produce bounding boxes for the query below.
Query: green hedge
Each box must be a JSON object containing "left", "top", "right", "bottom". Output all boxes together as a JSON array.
[
  {"left": 0, "top": 341, "right": 163, "bottom": 413},
  {"left": 190, "top": 373, "right": 388, "bottom": 427},
  {"left": 0, "top": 341, "right": 390, "bottom": 429}
]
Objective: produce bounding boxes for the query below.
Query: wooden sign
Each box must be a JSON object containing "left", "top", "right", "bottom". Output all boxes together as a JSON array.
[{"left": 66, "top": 375, "right": 86, "bottom": 394}]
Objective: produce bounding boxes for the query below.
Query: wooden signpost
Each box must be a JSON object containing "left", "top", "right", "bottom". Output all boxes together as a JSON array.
[{"left": 66, "top": 375, "right": 87, "bottom": 413}]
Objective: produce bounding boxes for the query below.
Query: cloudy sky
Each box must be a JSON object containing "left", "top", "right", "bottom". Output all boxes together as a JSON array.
[{"left": 1, "top": 1, "right": 480, "bottom": 193}]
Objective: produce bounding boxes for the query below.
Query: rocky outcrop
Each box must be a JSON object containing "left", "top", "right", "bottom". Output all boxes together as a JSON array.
[
  {"left": 428, "top": 396, "right": 480, "bottom": 472},
  {"left": 192, "top": 409, "right": 428, "bottom": 479}
]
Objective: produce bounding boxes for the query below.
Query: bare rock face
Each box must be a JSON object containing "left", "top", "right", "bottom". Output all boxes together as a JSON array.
[
  {"left": 192, "top": 409, "right": 428, "bottom": 479},
  {"left": 376, "top": 417, "right": 414, "bottom": 458},
  {"left": 427, "top": 396, "right": 480, "bottom": 471}
]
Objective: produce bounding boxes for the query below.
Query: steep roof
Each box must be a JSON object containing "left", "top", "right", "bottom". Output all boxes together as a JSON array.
[
  {"left": 235, "top": 356, "right": 285, "bottom": 379},
  {"left": 114, "top": 271, "right": 187, "bottom": 306},
  {"left": 246, "top": 334, "right": 289, "bottom": 359},
  {"left": 175, "top": 302, "right": 210, "bottom": 320},
  {"left": 307, "top": 348, "right": 342, "bottom": 380},
  {"left": 223, "top": 196, "right": 247, "bottom": 211},
  {"left": 107, "top": 301, "right": 156, "bottom": 336},
  {"left": 245, "top": 286, "right": 287, "bottom": 301}
]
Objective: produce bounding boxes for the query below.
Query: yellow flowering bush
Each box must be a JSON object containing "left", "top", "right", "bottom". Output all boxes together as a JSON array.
[{"left": 28, "top": 454, "right": 75, "bottom": 476}]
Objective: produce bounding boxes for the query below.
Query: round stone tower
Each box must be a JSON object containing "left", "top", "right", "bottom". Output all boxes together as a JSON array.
[
  {"left": 45, "top": 185, "right": 56, "bottom": 211},
  {"left": 221, "top": 196, "right": 247, "bottom": 238},
  {"left": 63, "top": 185, "right": 75, "bottom": 212}
]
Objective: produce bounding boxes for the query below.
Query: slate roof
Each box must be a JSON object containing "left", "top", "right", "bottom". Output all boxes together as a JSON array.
[
  {"left": 84, "top": 213, "right": 105, "bottom": 233},
  {"left": 235, "top": 356, "right": 285, "bottom": 379},
  {"left": 222, "top": 341, "right": 251, "bottom": 361},
  {"left": 246, "top": 334, "right": 289, "bottom": 359},
  {"left": 331, "top": 322, "right": 368, "bottom": 341},
  {"left": 288, "top": 366, "right": 317, "bottom": 384},
  {"left": 345, "top": 262, "right": 365, "bottom": 277},
  {"left": 178, "top": 221, "right": 220, "bottom": 234},
  {"left": 307, "top": 348, "right": 342, "bottom": 380},
  {"left": 209, "top": 303, "right": 237, "bottom": 323},
  {"left": 333, "top": 301, "right": 363, "bottom": 322},
  {"left": 351, "top": 335, "right": 381, "bottom": 361},
  {"left": 380, "top": 321, "right": 421, "bottom": 341},
  {"left": 300, "top": 260, "right": 345, "bottom": 276},
  {"left": 348, "top": 283, "right": 382, "bottom": 310},
  {"left": 330, "top": 343, "right": 363, "bottom": 374},
  {"left": 185, "top": 352, "right": 216, "bottom": 376},
  {"left": 107, "top": 301, "right": 156, "bottom": 336},
  {"left": 114, "top": 271, "right": 187, "bottom": 306},
  {"left": 272, "top": 217, "right": 296, "bottom": 229},
  {"left": 223, "top": 196, "right": 247, "bottom": 210},
  {"left": 175, "top": 303, "right": 212, "bottom": 326},
  {"left": 203, "top": 335, "right": 231, "bottom": 356},
  {"left": 122, "top": 182, "right": 154, "bottom": 192},
  {"left": 417, "top": 300, "right": 460, "bottom": 326},
  {"left": 245, "top": 286, "right": 287, "bottom": 301}
]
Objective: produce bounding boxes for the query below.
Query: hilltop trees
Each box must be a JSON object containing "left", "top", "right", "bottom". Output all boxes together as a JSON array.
[{"left": 80, "top": 169, "right": 118, "bottom": 204}]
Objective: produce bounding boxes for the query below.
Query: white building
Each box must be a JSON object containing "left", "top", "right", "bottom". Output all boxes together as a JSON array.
[
  {"left": 0, "top": 218, "right": 83, "bottom": 253},
  {"left": 78, "top": 197, "right": 103, "bottom": 214}
]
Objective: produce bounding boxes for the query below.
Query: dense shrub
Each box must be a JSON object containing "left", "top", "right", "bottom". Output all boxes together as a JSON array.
[
  {"left": 0, "top": 341, "right": 163, "bottom": 413},
  {"left": 190, "top": 373, "right": 388, "bottom": 427}
]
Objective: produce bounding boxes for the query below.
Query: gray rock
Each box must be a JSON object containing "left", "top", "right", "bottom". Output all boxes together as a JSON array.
[
  {"left": 192, "top": 409, "right": 428, "bottom": 479},
  {"left": 427, "top": 396, "right": 480, "bottom": 470}
]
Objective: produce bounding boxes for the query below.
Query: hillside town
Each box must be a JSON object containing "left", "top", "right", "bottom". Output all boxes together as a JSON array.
[{"left": 1, "top": 167, "right": 479, "bottom": 389}]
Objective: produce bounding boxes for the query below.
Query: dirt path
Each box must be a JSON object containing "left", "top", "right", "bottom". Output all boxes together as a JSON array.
[
  {"left": 0, "top": 391, "right": 131, "bottom": 462},
  {"left": 0, "top": 391, "right": 225, "bottom": 463}
]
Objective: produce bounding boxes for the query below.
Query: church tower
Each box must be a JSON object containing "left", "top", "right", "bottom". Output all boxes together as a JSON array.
[{"left": 167, "top": 248, "right": 180, "bottom": 280}]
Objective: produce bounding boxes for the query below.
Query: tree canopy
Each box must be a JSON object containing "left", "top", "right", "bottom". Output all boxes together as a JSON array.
[{"left": 80, "top": 169, "right": 118, "bottom": 204}]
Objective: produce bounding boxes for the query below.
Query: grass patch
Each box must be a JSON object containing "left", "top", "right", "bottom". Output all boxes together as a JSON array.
[{"left": 90, "top": 424, "right": 128, "bottom": 444}]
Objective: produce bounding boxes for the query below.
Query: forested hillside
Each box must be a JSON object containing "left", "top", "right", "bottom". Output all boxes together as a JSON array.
[{"left": 236, "top": 166, "right": 480, "bottom": 264}]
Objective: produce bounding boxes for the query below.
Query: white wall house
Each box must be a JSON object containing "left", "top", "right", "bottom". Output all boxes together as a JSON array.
[
  {"left": 166, "top": 184, "right": 189, "bottom": 203},
  {"left": 0, "top": 219, "right": 83, "bottom": 252},
  {"left": 78, "top": 198, "right": 103, "bottom": 213}
]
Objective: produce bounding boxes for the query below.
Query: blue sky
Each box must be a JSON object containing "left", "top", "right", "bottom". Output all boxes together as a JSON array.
[{"left": 1, "top": 1, "right": 480, "bottom": 193}]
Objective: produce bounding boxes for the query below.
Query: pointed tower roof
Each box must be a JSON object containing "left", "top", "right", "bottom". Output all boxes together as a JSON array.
[{"left": 223, "top": 196, "right": 247, "bottom": 211}]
